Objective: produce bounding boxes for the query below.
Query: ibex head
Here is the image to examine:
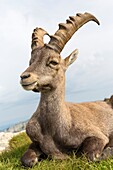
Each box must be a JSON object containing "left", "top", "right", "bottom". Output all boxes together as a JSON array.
[{"left": 20, "top": 12, "right": 99, "bottom": 92}]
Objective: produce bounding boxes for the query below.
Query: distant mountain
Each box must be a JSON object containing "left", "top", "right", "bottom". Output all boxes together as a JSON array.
[{"left": 5, "top": 120, "right": 28, "bottom": 133}]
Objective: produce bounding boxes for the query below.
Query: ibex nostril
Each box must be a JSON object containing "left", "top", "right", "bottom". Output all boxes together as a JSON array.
[{"left": 20, "top": 73, "right": 31, "bottom": 80}]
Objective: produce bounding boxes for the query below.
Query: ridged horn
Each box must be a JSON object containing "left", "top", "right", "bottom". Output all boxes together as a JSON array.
[
  {"left": 31, "top": 28, "right": 48, "bottom": 50},
  {"left": 48, "top": 12, "right": 100, "bottom": 53}
]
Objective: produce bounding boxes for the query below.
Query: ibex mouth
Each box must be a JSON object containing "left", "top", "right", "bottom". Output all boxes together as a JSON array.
[
  {"left": 21, "top": 81, "right": 38, "bottom": 90},
  {"left": 21, "top": 81, "right": 37, "bottom": 86}
]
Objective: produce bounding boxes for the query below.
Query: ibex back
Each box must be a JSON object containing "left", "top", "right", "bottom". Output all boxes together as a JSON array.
[{"left": 20, "top": 12, "right": 113, "bottom": 167}]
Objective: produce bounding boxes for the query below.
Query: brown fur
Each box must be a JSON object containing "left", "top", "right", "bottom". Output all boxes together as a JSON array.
[{"left": 20, "top": 13, "right": 113, "bottom": 167}]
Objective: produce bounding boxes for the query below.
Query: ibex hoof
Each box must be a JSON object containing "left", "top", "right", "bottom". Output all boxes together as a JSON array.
[
  {"left": 86, "top": 152, "right": 101, "bottom": 162},
  {"left": 86, "top": 147, "right": 113, "bottom": 161},
  {"left": 21, "top": 149, "right": 38, "bottom": 167}
]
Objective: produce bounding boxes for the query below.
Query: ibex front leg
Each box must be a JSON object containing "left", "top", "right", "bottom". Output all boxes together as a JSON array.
[
  {"left": 40, "top": 135, "right": 68, "bottom": 160},
  {"left": 81, "top": 131, "right": 109, "bottom": 161},
  {"left": 21, "top": 142, "right": 43, "bottom": 167},
  {"left": 21, "top": 120, "right": 44, "bottom": 167}
]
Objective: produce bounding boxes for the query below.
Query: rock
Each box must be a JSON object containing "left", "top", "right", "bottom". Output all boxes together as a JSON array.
[
  {"left": 0, "top": 120, "right": 28, "bottom": 153},
  {"left": 5, "top": 120, "right": 28, "bottom": 133},
  {"left": 0, "top": 131, "right": 24, "bottom": 153}
]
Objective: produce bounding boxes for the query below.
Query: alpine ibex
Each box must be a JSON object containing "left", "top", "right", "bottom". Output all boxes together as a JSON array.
[{"left": 20, "top": 12, "right": 113, "bottom": 167}]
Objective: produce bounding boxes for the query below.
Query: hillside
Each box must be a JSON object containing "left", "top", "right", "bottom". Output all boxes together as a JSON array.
[{"left": 5, "top": 120, "right": 28, "bottom": 133}]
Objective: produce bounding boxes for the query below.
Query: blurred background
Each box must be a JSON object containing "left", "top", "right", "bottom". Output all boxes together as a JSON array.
[{"left": 0, "top": 0, "right": 113, "bottom": 130}]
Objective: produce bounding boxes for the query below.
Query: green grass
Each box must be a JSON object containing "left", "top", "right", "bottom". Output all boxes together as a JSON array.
[{"left": 0, "top": 132, "right": 113, "bottom": 170}]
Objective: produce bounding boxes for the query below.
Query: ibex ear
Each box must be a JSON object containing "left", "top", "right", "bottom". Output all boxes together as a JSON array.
[{"left": 64, "top": 49, "right": 78, "bottom": 67}]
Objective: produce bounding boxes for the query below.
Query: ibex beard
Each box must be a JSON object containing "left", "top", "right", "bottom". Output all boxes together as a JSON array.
[{"left": 20, "top": 12, "right": 113, "bottom": 167}]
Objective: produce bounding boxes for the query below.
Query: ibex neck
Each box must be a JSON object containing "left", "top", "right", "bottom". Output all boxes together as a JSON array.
[
  {"left": 38, "top": 81, "right": 71, "bottom": 133},
  {"left": 40, "top": 83, "right": 65, "bottom": 105}
]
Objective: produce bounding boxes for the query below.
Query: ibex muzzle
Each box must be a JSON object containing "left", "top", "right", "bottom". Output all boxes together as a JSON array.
[{"left": 20, "top": 13, "right": 113, "bottom": 168}]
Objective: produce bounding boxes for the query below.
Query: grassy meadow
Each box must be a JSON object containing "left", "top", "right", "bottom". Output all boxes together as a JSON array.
[{"left": 0, "top": 132, "right": 113, "bottom": 170}]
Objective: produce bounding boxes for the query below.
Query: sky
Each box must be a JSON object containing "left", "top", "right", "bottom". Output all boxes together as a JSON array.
[{"left": 0, "top": 0, "right": 113, "bottom": 130}]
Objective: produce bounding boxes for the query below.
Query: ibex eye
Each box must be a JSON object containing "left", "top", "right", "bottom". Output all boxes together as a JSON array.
[{"left": 49, "top": 61, "right": 58, "bottom": 66}]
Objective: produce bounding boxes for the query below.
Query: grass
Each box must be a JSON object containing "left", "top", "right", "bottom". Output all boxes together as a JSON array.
[{"left": 0, "top": 133, "right": 113, "bottom": 170}]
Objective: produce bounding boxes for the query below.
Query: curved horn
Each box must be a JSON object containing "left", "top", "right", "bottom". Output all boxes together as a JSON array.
[
  {"left": 31, "top": 28, "right": 48, "bottom": 51},
  {"left": 48, "top": 12, "right": 100, "bottom": 53}
]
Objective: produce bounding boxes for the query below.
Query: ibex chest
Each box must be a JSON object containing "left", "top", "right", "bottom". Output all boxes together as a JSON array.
[
  {"left": 38, "top": 110, "right": 84, "bottom": 148},
  {"left": 27, "top": 105, "right": 85, "bottom": 149}
]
